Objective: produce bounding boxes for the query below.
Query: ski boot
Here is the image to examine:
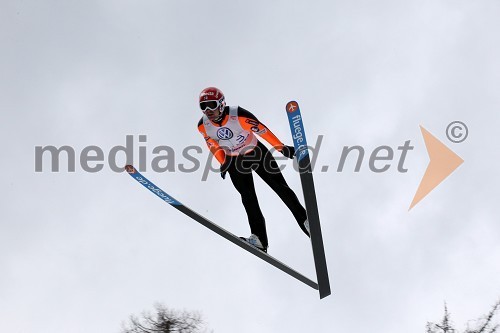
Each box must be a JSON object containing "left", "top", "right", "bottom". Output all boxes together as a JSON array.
[{"left": 239, "top": 234, "right": 268, "bottom": 253}]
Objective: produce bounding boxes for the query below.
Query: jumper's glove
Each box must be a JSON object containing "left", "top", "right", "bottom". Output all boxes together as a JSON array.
[
  {"left": 220, "top": 158, "right": 231, "bottom": 180},
  {"left": 280, "top": 145, "right": 296, "bottom": 159}
]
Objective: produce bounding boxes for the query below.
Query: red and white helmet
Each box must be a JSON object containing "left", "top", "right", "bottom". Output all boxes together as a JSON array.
[{"left": 199, "top": 87, "right": 226, "bottom": 113}]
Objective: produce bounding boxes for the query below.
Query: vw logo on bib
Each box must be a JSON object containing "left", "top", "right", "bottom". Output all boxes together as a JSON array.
[{"left": 217, "top": 127, "right": 234, "bottom": 140}]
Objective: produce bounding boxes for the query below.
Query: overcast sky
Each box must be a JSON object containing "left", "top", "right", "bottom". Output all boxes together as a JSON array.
[{"left": 1, "top": 0, "right": 500, "bottom": 332}]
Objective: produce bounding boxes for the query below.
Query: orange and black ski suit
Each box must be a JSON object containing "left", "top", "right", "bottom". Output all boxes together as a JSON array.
[{"left": 198, "top": 106, "right": 308, "bottom": 247}]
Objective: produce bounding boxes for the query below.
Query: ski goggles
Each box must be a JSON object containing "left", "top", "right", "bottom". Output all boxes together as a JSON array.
[{"left": 200, "top": 99, "right": 222, "bottom": 112}]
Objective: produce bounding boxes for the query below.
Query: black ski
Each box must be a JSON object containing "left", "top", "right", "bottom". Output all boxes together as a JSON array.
[
  {"left": 125, "top": 165, "right": 318, "bottom": 291},
  {"left": 285, "top": 101, "right": 331, "bottom": 299}
]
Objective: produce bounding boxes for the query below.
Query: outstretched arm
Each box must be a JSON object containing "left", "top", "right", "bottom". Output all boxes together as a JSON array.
[{"left": 237, "top": 107, "right": 286, "bottom": 151}]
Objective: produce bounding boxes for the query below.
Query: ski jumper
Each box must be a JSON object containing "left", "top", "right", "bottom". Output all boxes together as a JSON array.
[{"left": 198, "top": 106, "right": 308, "bottom": 248}]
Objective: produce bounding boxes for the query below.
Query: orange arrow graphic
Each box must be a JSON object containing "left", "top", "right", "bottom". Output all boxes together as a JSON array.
[{"left": 409, "top": 126, "right": 464, "bottom": 210}]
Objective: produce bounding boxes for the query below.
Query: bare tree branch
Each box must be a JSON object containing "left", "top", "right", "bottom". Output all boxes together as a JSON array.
[
  {"left": 429, "top": 299, "right": 500, "bottom": 333},
  {"left": 122, "top": 303, "right": 211, "bottom": 333}
]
